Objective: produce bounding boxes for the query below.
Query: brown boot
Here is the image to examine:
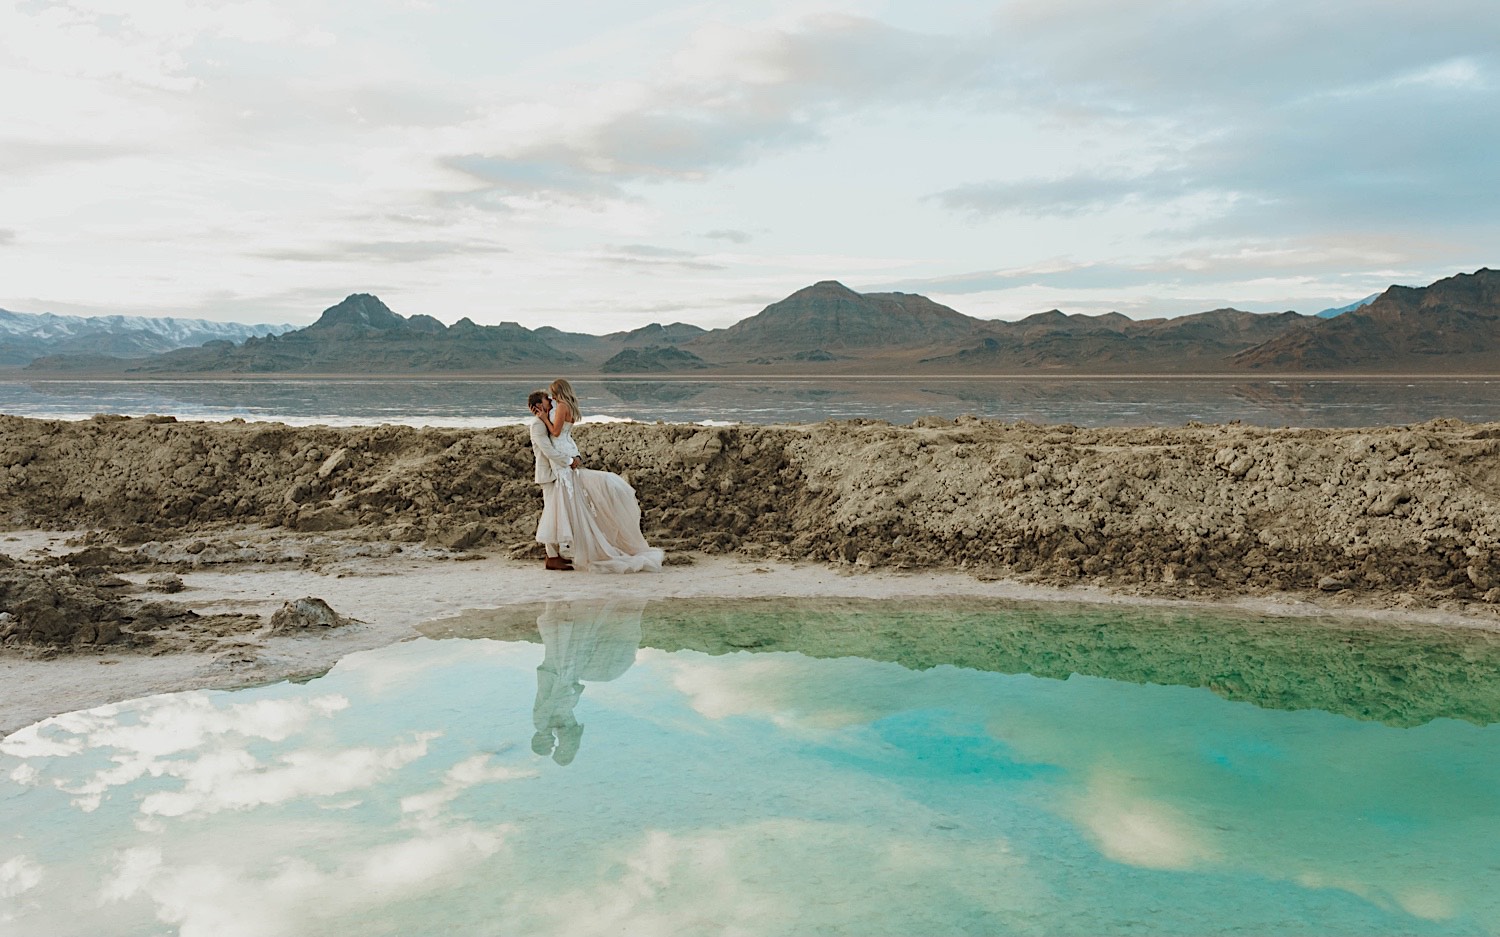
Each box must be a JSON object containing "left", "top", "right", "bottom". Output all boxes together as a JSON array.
[{"left": 544, "top": 556, "right": 574, "bottom": 571}]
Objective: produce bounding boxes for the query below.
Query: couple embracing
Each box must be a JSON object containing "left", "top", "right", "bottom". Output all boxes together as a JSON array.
[{"left": 527, "top": 379, "right": 664, "bottom": 574}]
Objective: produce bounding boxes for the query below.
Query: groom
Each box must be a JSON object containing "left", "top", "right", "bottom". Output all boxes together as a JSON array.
[{"left": 528, "top": 390, "right": 580, "bottom": 571}]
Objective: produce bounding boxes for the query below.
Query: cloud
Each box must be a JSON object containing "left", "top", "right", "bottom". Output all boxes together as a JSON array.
[
  {"left": 923, "top": 3, "right": 1500, "bottom": 243},
  {"left": 0, "top": 856, "right": 43, "bottom": 900},
  {"left": 989, "top": 1, "right": 1498, "bottom": 110},
  {"left": 100, "top": 826, "right": 508, "bottom": 937},
  {"left": 931, "top": 173, "right": 1193, "bottom": 219},
  {"left": 6, "top": 693, "right": 354, "bottom": 811},
  {"left": 440, "top": 15, "right": 998, "bottom": 200},
  {"left": 609, "top": 243, "right": 697, "bottom": 259},
  {"left": 613, "top": 292, "right": 776, "bottom": 316},
  {"left": 0, "top": 228, "right": 15, "bottom": 245},
  {"left": 528, "top": 820, "right": 1042, "bottom": 937},
  {"left": 252, "top": 239, "right": 511, "bottom": 264},
  {"left": 3, "top": 0, "right": 1495, "bottom": 333},
  {"left": 872, "top": 243, "right": 1430, "bottom": 299},
  {"left": 1068, "top": 772, "right": 1219, "bottom": 871},
  {"left": 398, "top": 752, "right": 538, "bottom": 822},
  {"left": 703, "top": 229, "right": 751, "bottom": 243},
  {"left": 0, "top": 141, "right": 144, "bottom": 176},
  {"left": 595, "top": 243, "right": 725, "bottom": 271},
  {"left": 933, "top": 77, "right": 1500, "bottom": 235},
  {"left": 139, "top": 733, "right": 438, "bottom": 818}
]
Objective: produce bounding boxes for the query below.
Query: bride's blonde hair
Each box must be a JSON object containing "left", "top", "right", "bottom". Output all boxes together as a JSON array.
[{"left": 548, "top": 378, "right": 581, "bottom": 422}]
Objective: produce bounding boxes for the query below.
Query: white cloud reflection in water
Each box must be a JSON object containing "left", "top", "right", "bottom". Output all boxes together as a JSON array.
[{"left": 2, "top": 608, "right": 1498, "bottom": 936}]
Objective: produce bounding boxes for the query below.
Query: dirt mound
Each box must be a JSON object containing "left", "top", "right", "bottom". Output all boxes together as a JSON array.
[
  {"left": 0, "top": 564, "right": 253, "bottom": 650},
  {"left": 268, "top": 597, "right": 356, "bottom": 634},
  {"left": 4, "top": 414, "right": 1500, "bottom": 606}
]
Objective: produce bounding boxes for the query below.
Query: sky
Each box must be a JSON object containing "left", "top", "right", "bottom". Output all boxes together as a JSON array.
[{"left": 1, "top": 0, "right": 1497, "bottom": 332}]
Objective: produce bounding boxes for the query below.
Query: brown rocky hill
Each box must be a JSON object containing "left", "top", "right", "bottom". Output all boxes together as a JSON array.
[
  {"left": 925, "top": 308, "right": 1311, "bottom": 372},
  {"left": 1232, "top": 268, "right": 1500, "bottom": 371},
  {"left": 684, "top": 280, "right": 986, "bottom": 360},
  {"left": 600, "top": 346, "right": 713, "bottom": 373},
  {"left": 536, "top": 321, "right": 706, "bottom": 364}
]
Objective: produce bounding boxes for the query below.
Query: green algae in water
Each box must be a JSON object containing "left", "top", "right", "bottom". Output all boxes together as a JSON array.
[
  {"left": 3, "top": 597, "right": 1500, "bottom": 936},
  {"left": 424, "top": 596, "right": 1500, "bottom": 727}
]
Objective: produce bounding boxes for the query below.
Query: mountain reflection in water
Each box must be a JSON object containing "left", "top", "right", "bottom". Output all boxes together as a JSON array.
[{"left": 421, "top": 597, "right": 1500, "bottom": 728}]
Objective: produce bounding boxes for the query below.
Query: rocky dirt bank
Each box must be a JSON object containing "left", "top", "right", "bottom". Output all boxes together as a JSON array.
[{"left": 4, "top": 413, "right": 1500, "bottom": 645}]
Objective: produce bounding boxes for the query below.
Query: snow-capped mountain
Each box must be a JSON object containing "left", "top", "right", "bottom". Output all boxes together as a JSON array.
[{"left": 0, "top": 307, "right": 296, "bottom": 365}]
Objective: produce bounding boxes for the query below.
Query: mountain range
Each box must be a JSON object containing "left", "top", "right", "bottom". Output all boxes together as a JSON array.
[
  {"left": 1233, "top": 269, "right": 1500, "bottom": 371},
  {"left": 0, "top": 307, "right": 293, "bottom": 366},
  {"left": 18, "top": 268, "right": 1500, "bottom": 375}
]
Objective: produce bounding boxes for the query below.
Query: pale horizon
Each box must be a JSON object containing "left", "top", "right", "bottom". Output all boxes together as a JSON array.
[{"left": 2, "top": 1, "right": 1495, "bottom": 332}]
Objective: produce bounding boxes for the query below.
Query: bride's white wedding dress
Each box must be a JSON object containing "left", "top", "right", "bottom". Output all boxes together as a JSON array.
[{"left": 536, "top": 418, "right": 664, "bottom": 574}]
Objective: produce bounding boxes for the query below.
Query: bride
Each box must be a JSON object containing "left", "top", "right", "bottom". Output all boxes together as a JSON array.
[{"left": 532, "top": 379, "right": 664, "bottom": 574}]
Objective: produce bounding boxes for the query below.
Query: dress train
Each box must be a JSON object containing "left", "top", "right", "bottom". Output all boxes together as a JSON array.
[{"left": 550, "top": 466, "right": 664, "bottom": 574}]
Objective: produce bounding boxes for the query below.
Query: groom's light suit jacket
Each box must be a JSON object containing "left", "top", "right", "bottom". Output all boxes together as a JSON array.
[{"left": 530, "top": 416, "right": 572, "bottom": 484}]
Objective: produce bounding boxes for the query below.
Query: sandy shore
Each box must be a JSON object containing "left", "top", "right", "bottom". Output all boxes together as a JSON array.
[{"left": 7, "top": 413, "right": 1500, "bottom": 734}]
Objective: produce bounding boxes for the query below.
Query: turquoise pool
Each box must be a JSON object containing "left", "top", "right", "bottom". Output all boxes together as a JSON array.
[{"left": 3, "top": 597, "right": 1499, "bottom": 936}]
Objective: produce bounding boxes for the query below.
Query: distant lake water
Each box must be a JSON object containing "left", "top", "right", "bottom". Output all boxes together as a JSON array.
[{"left": 3, "top": 377, "right": 1500, "bottom": 428}]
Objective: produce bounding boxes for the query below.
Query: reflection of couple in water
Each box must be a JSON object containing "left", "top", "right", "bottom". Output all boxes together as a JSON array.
[
  {"left": 530, "top": 598, "right": 643, "bottom": 766},
  {"left": 527, "top": 378, "right": 664, "bottom": 574}
]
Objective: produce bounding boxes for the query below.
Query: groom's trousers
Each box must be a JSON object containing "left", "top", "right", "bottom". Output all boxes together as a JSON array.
[{"left": 538, "top": 481, "right": 561, "bottom": 557}]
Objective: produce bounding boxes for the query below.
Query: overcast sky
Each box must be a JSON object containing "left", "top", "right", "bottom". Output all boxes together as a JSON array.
[{"left": 1, "top": 0, "right": 1496, "bottom": 331}]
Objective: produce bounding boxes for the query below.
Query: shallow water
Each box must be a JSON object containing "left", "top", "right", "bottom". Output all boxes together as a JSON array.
[
  {"left": 4, "top": 377, "right": 1500, "bottom": 427},
  {"left": 4, "top": 597, "right": 1500, "bottom": 936}
]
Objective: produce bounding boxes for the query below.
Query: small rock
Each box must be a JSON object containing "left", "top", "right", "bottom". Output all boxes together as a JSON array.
[
  {"left": 294, "top": 506, "right": 355, "bottom": 532},
  {"left": 268, "top": 597, "right": 354, "bottom": 635},
  {"left": 387, "top": 523, "right": 425, "bottom": 543},
  {"left": 1467, "top": 565, "right": 1494, "bottom": 591},
  {"left": 507, "top": 541, "right": 547, "bottom": 560},
  {"left": 1366, "top": 487, "right": 1411, "bottom": 517},
  {"left": 1318, "top": 574, "right": 1350, "bottom": 592},
  {"left": 316, "top": 447, "right": 351, "bottom": 479},
  {"left": 147, "top": 573, "right": 186, "bottom": 594},
  {"left": 672, "top": 432, "right": 724, "bottom": 466},
  {"left": 436, "top": 522, "right": 487, "bottom": 551},
  {"left": 114, "top": 525, "right": 157, "bottom": 546},
  {"left": 213, "top": 646, "right": 259, "bottom": 666},
  {"left": 56, "top": 545, "right": 142, "bottom": 568}
]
